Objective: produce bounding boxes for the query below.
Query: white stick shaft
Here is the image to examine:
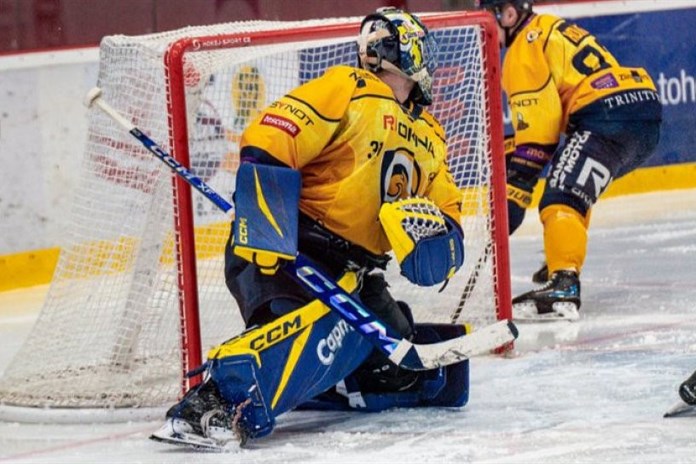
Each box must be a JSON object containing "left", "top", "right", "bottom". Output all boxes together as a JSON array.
[{"left": 93, "top": 97, "right": 136, "bottom": 132}]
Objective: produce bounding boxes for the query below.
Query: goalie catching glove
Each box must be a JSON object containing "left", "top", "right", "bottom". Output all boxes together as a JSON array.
[
  {"left": 380, "top": 197, "right": 464, "bottom": 287},
  {"left": 232, "top": 162, "right": 301, "bottom": 275}
]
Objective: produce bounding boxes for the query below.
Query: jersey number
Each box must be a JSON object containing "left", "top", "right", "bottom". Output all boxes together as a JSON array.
[
  {"left": 572, "top": 44, "right": 611, "bottom": 76},
  {"left": 368, "top": 140, "right": 384, "bottom": 159}
]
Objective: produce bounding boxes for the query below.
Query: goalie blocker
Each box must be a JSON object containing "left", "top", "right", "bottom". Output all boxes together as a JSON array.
[{"left": 232, "top": 162, "right": 301, "bottom": 275}]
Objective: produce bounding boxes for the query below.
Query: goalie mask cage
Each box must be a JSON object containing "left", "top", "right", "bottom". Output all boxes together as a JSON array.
[{"left": 0, "top": 11, "right": 510, "bottom": 423}]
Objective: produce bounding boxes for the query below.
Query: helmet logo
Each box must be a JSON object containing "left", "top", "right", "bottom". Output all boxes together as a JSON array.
[
  {"left": 397, "top": 22, "right": 424, "bottom": 69},
  {"left": 392, "top": 15, "right": 428, "bottom": 75}
]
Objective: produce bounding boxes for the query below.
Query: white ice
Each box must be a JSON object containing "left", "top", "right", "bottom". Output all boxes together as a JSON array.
[{"left": 1, "top": 189, "right": 695, "bottom": 464}]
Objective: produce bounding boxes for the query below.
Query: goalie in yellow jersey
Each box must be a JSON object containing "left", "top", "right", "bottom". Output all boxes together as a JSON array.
[
  {"left": 152, "top": 8, "right": 468, "bottom": 449},
  {"left": 477, "top": 0, "right": 662, "bottom": 321}
]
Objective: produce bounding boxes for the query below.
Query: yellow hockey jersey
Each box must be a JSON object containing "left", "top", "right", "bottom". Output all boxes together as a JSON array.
[
  {"left": 239, "top": 65, "right": 462, "bottom": 255},
  {"left": 503, "top": 14, "right": 658, "bottom": 147}
]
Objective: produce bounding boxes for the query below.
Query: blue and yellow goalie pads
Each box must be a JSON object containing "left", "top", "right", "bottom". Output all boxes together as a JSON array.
[
  {"left": 206, "top": 272, "right": 373, "bottom": 439},
  {"left": 203, "top": 270, "right": 470, "bottom": 440},
  {"left": 233, "top": 162, "right": 301, "bottom": 274},
  {"left": 379, "top": 197, "right": 464, "bottom": 287}
]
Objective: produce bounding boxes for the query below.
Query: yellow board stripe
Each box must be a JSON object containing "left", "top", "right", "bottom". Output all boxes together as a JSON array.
[
  {"left": 0, "top": 221, "right": 229, "bottom": 292},
  {"left": 0, "top": 247, "right": 60, "bottom": 292}
]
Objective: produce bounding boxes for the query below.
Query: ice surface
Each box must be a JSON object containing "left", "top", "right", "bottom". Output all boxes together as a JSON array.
[{"left": 1, "top": 189, "right": 695, "bottom": 464}]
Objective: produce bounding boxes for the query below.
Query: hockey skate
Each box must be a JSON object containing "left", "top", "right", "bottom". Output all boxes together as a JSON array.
[
  {"left": 531, "top": 262, "right": 549, "bottom": 284},
  {"left": 150, "top": 379, "right": 252, "bottom": 450},
  {"left": 512, "top": 270, "right": 580, "bottom": 322},
  {"left": 664, "top": 370, "right": 696, "bottom": 418}
]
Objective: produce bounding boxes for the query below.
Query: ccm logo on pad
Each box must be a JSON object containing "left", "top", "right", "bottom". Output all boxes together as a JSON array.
[{"left": 261, "top": 114, "right": 301, "bottom": 137}]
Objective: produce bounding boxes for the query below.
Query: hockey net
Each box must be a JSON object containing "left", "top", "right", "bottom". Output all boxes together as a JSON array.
[{"left": 0, "top": 11, "right": 509, "bottom": 422}]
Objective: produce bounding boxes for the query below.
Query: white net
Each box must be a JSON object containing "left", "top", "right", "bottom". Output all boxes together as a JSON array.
[{"left": 0, "top": 12, "right": 508, "bottom": 421}]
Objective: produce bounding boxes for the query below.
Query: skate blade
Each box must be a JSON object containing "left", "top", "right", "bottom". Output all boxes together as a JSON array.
[
  {"left": 664, "top": 399, "right": 696, "bottom": 418},
  {"left": 513, "top": 301, "right": 580, "bottom": 322},
  {"left": 150, "top": 419, "right": 241, "bottom": 451}
]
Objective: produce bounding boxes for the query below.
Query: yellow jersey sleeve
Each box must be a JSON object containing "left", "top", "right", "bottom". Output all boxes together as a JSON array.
[
  {"left": 240, "top": 66, "right": 355, "bottom": 168},
  {"left": 424, "top": 164, "right": 462, "bottom": 225}
]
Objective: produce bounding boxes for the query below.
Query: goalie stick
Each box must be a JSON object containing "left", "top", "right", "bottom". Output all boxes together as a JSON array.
[{"left": 84, "top": 87, "right": 518, "bottom": 371}]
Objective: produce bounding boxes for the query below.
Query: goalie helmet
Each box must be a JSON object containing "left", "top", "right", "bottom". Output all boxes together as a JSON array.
[{"left": 357, "top": 7, "right": 438, "bottom": 106}]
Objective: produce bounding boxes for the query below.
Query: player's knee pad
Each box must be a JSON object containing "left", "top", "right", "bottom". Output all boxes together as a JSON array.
[
  {"left": 543, "top": 130, "right": 621, "bottom": 215},
  {"left": 539, "top": 204, "right": 588, "bottom": 274}
]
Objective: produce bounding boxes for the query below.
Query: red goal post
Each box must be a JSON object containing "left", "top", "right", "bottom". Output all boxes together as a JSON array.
[{"left": 0, "top": 11, "right": 510, "bottom": 423}]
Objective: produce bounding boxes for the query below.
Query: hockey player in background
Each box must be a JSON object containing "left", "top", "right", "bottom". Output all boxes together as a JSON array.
[
  {"left": 665, "top": 370, "right": 696, "bottom": 418},
  {"left": 151, "top": 8, "right": 470, "bottom": 449},
  {"left": 477, "top": 0, "right": 662, "bottom": 321}
]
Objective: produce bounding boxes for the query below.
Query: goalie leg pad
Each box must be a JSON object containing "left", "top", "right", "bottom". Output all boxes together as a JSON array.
[
  {"left": 411, "top": 323, "right": 470, "bottom": 407},
  {"left": 233, "top": 162, "right": 301, "bottom": 274},
  {"left": 208, "top": 354, "right": 275, "bottom": 439},
  {"left": 205, "top": 279, "right": 373, "bottom": 438},
  {"left": 298, "top": 323, "right": 470, "bottom": 412}
]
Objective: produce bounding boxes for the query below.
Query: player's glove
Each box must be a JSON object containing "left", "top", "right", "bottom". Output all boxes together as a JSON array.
[
  {"left": 232, "top": 162, "right": 301, "bottom": 275},
  {"left": 379, "top": 197, "right": 464, "bottom": 287},
  {"left": 505, "top": 142, "right": 555, "bottom": 234}
]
